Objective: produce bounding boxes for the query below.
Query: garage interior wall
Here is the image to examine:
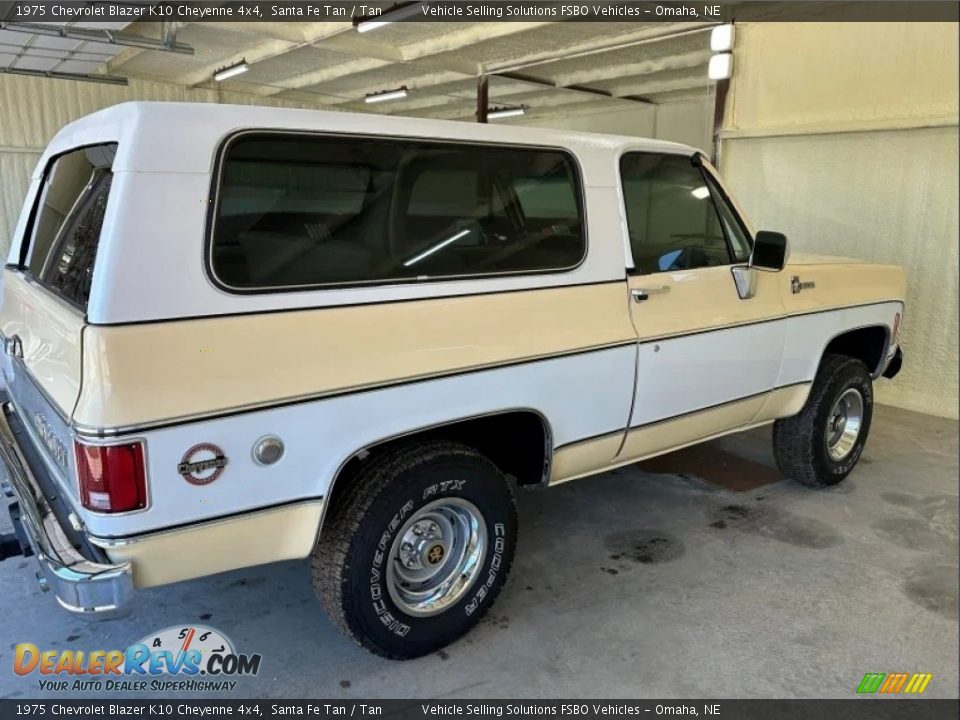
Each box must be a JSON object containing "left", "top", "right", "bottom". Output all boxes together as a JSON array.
[
  {"left": 0, "top": 21, "right": 955, "bottom": 419},
  {"left": 515, "top": 94, "right": 715, "bottom": 154},
  {"left": 0, "top": 73, "right": 326, "bottom": 258},
  {"left": 719, "top": 22, "right": 959, "bottom": 419}
]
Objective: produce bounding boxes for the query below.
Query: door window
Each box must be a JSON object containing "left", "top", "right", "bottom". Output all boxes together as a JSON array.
[
  {"left": 703, "top": 172, "right": 752, "bottom": 263},
  {"left": 620, "top": 153, "right": 732, "bottom": 275}
]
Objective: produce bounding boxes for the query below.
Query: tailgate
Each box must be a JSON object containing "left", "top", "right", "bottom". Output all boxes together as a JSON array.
[{"left": 0, "top": 270, "right": 84, "bottom": 496}]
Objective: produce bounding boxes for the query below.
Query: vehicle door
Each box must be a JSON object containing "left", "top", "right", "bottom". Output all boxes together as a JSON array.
[{"left": 617, "top": 151, "right": 787, "bottom": 460}]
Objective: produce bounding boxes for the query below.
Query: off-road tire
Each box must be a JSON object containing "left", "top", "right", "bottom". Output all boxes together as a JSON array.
[
  {"left": 312, "top": 440, "right": 518, "bottom": 659},
  {"left": 773, "top": 353, "right": 874, "bottom": 487}
]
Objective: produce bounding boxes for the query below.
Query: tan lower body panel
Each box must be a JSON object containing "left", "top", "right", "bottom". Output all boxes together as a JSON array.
[
  {"left": 97, "top": 500, "right": 324, "bottom": 588},
  {"left": 550, "top": 384, "right": 811, "bottom": 485}
]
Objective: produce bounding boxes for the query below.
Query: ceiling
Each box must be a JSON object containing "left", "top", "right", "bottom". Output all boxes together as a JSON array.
[
  {"left": 0, "top": 22, "right": 130, "bottom": 75},
  {"left": 99, "top": 19, "right": 722, "bottom": 120},
  {"left": 0, "top": 12, "right": 724, "bottom": 120}
]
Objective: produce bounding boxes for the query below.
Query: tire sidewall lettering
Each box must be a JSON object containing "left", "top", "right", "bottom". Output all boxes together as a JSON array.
[
  {"left": 465, "top": 523, "right": 505, "bottom": 617},
  {"left": 369, "top": 499, "right": 415, "bottom": 638},
  {"left": 363, "top": 474, "right": 512, "bottom": 638}
]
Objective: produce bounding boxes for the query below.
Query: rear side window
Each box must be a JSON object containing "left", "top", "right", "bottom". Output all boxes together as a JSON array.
[
  {"left": 210, "top": 134, "right": 585, "bottom": 290},
  {"left": 24, "top": 144, "right": 116, "bottom": 308}
]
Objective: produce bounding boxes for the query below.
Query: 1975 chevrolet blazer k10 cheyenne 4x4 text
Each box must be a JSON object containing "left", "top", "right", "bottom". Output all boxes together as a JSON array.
[{"left": 0, "top": 103, "right": 904, "bottom": 658}]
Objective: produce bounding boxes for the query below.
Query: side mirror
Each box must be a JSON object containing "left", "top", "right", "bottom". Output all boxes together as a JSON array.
[
  {"left": 751, "top": 231, "right": 788, "bottom": 271},
  {"left": 731, "top": 231, "right": 789, "bottom": 300}
]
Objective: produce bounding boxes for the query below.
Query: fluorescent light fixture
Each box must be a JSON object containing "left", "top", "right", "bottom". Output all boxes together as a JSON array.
[
  {"left": 357, "top": 2, "right": 426, "bottom": 32},
  {"left": 404, "top": 229, "right": 471, "bottom": 267},
  {"left": 691, "top": 186, "right": 710, "bottom": 200},
  {"left": 214, "top": 61, "right": 248, "bottom": 82},
  {"left": 487, "top": 106, "right": 525, "bottom": 121},
  {"left": 710, "top": 24, "right": 735, "bottom": 52},
  {"left": 708, "top": 53, "right": 733, "bottom": 81},
  {"left": 365, "top": 87, "right": 409, "bottom": 104}
]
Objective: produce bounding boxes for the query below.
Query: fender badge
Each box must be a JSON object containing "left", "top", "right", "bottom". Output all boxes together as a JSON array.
[
  {"left": 791, "top": 276, "right": 816, "bottom": 294},
  {"left": 178, "top": 443, "right": 228, "bottom": 486}
]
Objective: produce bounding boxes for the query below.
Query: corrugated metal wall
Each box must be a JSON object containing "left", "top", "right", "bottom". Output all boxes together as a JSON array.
[
  {"left": 720, "top": 22, "right": 959, "bottom": 419},
  {"left": 0, "top": 73, "right": 327, "bottom": 257}
]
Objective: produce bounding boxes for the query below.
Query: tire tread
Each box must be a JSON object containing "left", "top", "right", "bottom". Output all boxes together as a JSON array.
[
  {"left": 312, "top": 440, "right": 514, "bottom": 659},
  {"left": 773, "top": 353, "right": 872, "bottom": 487}
]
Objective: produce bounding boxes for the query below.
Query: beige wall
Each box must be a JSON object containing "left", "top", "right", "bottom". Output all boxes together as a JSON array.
[
  {"left": 0, "top": 73, "right": 326, "bottom": 258},
  {"left": 720, "top": 22, "right": 959, "bottom": 419},
  {"left": 518, "top": 95, "right": 715, "bottom": 154}
]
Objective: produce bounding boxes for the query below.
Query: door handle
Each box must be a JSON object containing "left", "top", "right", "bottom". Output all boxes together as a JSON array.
[{"left": 631, "top": 286, "right": 670, "bottom": 303}]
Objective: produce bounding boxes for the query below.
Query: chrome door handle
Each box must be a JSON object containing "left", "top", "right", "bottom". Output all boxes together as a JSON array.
[{"left": 631, "top": 286, "right": 670, "bottom": 303}]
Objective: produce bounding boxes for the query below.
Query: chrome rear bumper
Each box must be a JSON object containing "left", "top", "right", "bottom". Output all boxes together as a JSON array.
[{"left": 0, "top": 400, "right": 133, "bottom": 617}]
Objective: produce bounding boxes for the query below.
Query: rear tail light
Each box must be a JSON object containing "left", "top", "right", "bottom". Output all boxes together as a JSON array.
[{"left": 75, "top": 440, "right": 148, "bottom": 513}]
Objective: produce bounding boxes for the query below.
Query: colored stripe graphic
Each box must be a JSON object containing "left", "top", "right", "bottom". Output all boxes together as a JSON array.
[
  {"left": 857, "top": 673, "right": 885, "bottom": 694},
  {"left": 857, "top": 672, "right": 932, "bottom": 694},
  {"left": 904, "top": 674, "right": 933, "bottom": 694},
  {"left": 880, "top": 672, "right": 908, "bottom": 693}
]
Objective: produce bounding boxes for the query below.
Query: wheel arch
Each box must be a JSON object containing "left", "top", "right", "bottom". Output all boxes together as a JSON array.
[
  {"left": 312, "top": 408, "right": 553, "bottom": 548},
  {"left": 821, "top": 324, "right": 890, "bottom": 379}
]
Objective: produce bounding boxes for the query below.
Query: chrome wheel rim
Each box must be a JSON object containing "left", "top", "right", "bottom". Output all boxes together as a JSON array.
[
  {"left": 386, "top": 498, "right": 487, "bottom": 617},
  {"left": 826, "top": 388, "right": 864, "bottom": 461}
]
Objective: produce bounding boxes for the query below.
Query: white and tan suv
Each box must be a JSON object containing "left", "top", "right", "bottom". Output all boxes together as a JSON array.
[{"left": 0, "top": 102, "right": 904, "bottom": 659}]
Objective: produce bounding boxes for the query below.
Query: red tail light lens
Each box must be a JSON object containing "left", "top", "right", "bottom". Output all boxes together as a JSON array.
[{"left": 75, "top": 441, "right": 147, "bottom": 513}]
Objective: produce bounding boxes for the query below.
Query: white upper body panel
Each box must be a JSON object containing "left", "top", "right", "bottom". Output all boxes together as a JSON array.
[{"left": 10, "top": 102, "right": 699, "bottom": 325}]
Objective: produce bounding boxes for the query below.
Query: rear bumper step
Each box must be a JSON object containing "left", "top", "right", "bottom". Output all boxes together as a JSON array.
[{"left": 0, "top": 400, "right": 133, "bottom": 617}]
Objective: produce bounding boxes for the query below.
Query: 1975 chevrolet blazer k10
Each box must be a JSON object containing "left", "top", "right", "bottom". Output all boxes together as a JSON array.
[{"left": 0, "top": 102, "right": 904, "bottom": 658}]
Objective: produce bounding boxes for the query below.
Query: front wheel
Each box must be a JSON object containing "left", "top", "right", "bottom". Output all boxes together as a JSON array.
[
  {"left": 312, "top": 441, "right": 517, "bottom": 659},
  {"left": 773, "top": 353, "right": 874, "bottom": 487}
]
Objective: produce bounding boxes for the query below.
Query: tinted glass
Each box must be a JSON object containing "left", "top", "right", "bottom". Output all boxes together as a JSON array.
[
  {"left": 620, "top": 153, "right": 732, "bottom": 275},
  {"left": 704, "top": 173, "right": 752, "bottom": 263},
  {"left": 26, "top": 144, "right": 116, "bottom": 308},
  {"left": 211, "top": 134, "right": 585, "bottom": 290}
]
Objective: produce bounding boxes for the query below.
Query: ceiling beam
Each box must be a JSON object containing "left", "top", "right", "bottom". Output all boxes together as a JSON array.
[
  {"left": 553, "top": 49, "right": 713, "bottom": 88},
  {"left": 0, "top": 66, "right": 128, "bottom": 85},
  {"left": 488, "top": 23, "right": 715, "bottom": 74},
  {"left": 496, "top": 71, "right": 653, "bottom": 105},
  {"left": 0, "top": 21, "right": 194, "bottom": 54}
]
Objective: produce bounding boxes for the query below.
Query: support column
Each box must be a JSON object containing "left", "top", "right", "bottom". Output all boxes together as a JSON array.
[
  {"left": 711, "top": 78, "right": 730, "bottom": 166},
  {"left": 477, "top": 75, "right": 489, "bottom": 123}
]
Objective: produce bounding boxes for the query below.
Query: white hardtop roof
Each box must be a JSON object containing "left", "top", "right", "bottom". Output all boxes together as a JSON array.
[{"left": 39, "top": 101, "right": 699, "bottom": 179}]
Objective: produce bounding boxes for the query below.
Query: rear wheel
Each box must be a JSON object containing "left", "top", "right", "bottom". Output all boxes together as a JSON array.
[
  {"left": 312, "top": 441, "right": 517, "bottom": 659},
  {"left": 773, "top": 353, "right": 874, "bottom": 487}
]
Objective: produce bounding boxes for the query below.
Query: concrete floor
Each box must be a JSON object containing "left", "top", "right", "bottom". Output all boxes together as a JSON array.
[{"left": 1, "top": 404, "right": 957, "bottom": 699}]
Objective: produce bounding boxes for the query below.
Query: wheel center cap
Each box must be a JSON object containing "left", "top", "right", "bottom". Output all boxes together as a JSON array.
[{"left": 425, "top": 543, "right": 445, "bottom": 565}]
